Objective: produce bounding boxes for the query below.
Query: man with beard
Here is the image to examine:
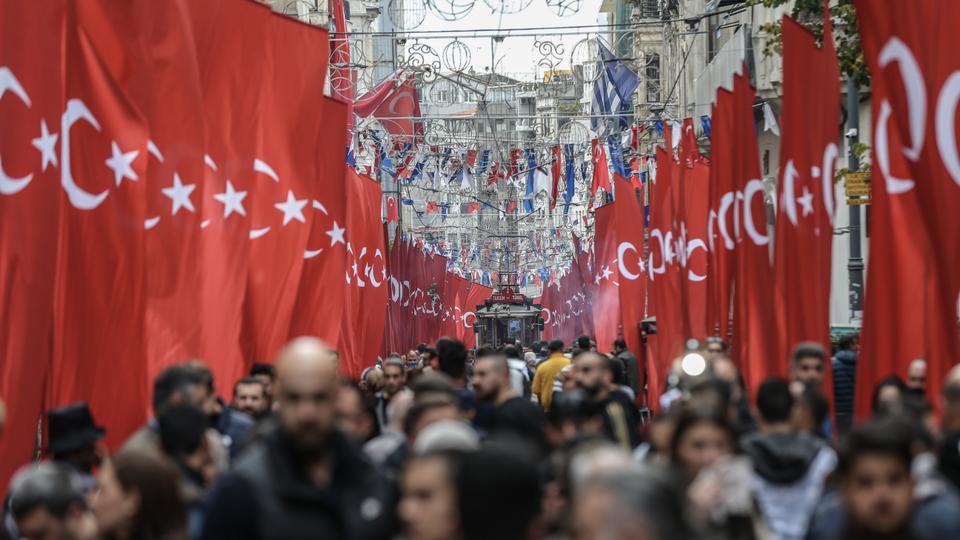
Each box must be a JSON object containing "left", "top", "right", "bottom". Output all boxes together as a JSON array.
[
  {"left": 572, "top": 352, "right": 639, "bottom": 450},
  {"left": 201, "top": 337, "right": 397, "bottom": 540},
  {"left": 375, "top": 356, "right": 407, "bottom": 432},
  {"left": 232, "top": 377, "right": 270, "bottom": 419},
  {"left": 472, "top": 352, "right": 548, "bottom": 457}
]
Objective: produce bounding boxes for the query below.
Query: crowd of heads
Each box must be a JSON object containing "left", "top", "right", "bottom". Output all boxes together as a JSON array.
[{"left": 4, "top": 332, "right": 960, "bottom": 540}]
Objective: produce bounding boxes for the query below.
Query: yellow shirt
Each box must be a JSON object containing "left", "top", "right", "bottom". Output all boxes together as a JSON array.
[{"left": 532, "top": 353, "right": 570, "bottom": 410}]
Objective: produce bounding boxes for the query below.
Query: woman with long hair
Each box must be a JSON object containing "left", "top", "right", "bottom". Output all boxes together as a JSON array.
[{"left": 90, "top": 448, "right": 187, "bottom": 540}]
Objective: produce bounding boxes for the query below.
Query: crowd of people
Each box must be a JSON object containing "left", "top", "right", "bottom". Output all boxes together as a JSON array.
[{"left": 4, "top": 334, "right": 960, "bottom": 540}]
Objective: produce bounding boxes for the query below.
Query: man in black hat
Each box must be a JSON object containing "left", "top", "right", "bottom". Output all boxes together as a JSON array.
[{"left": 45, "top": 402, "right": 105, "bottom": 493}]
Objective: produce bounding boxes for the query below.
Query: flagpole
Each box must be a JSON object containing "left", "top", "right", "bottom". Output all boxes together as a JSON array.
[{"left": 846, "top": 80, "right": 864, "bottom": 324}]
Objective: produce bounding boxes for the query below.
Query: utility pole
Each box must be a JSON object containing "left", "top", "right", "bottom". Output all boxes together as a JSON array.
[{"left": 846, "top": 80, "right": 864, "bottom": 324}]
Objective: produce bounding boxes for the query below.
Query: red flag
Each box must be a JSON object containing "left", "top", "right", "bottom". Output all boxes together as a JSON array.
[
  {"left": 706, "top": 91, "right": 737, "bottom": 341},
  {"left": 730, "top": 72, "right": 780, "bottom": 395},
  {"left": 678, "top": 162, "right": 711, "bottom": 341},
  {"left": 289, "top": 98, "right": 350, "bottom": 349},
  {"left": 591, "top": 138, "right": 612, "bottom": 197},
  {"left": 466, "top": 148, "right": 478, "bottom": 168},
  {"left": 855, "top": 0, "right": 960, "bottom": 415},
  {"left": 187, "top": 0, "right": 268, "bottom": 390},
  {"left": 590, "top": 204, "right": 621, "bottom": 353},
  {"left": 774, "top": 10, "right": 840, "bottom": 393},
  {"left": 466, "top": 202, "right": 480, "bottom": 213},
  {"left": 647, "top": 147, "right": 685, "bottom": 409},
  {"left": 613, "top": 174, "right": 647, "bottom": 402},
  {"left": 550, "top": 145, "right": 562, "bottom": 207},
  {"left": 137, "top": 0, "right": 208, "bottom": 392},
  {"left": 506, "top": 199, "right": 517, "bottom": 214},
  {"left": 337, "top": 171, "right": 388, "bottom": 378},
  {"left": 487, "top": 161, "right": 500, "bottom": 185},
  {"left": 386, "top": 195, "right": 399, "bottom": 222},
  {"left": 50, "top": 0, "right": 151, "bottom": 448},
  {"left": 425, "top": 201, "right": 440, "bottom": 214},
  {"left": 0, "top": 0, "right": 64, "bottom": 484},
  {"left": 240, "top": 13, "right": 332, "bottom": 365},
  {"left": 680, "top": 117, "right": 700, "bottom": 166},
  {"left": 354, "top": 74, "right": 420, "bottom": 140}
]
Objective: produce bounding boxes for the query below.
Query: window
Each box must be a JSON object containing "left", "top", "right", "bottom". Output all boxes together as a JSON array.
[{"left": 645, "top": 53, "right": 660, "bottom": 103}]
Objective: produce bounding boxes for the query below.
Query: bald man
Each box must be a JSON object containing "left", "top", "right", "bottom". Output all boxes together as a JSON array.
[{"left": 202, "top": 337, "right": 398, "bottom": 540}]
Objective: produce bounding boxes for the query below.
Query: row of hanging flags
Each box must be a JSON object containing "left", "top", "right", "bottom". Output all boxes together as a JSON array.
[
  {"left": 0, "top": 0, "right": 482, "bottom": 486},
  {"left": 539, "top": 1, "right": 960, "bottom": 421}
]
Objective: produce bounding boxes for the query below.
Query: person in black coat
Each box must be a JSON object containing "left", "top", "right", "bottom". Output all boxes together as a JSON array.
[{"left": 201, "top": 338, "right": 398, "bottom": 540}]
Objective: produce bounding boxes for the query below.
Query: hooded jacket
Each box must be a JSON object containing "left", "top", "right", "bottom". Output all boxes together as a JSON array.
[{"left": 742, "top": 431, "right": 836, "bottom": 540}]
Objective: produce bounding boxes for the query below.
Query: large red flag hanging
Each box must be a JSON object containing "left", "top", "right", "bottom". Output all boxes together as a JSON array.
[
  {"left": 0, "top": 0, "right": 64, "bottom": 484},
  {"left": 463, "top": 283, "right": 493, "bottom": 348},
  {"left": 137, "top": 0, "right": 209, "bottom": 394},
  {"left": 855, "top": 0, "right": 960, "bottom": 416},
  {"left": 774, "top": 9, "right": 840, "bottom": 393},
  {"left": 289, "top": 98, "right": 349, "bottom": 351},
  {"left": 591, "top": 204, "right": 621, "bottom": 353},
  {"left": 240, "top": 13, "right": 331, "bottom": 366},
  {"left": 613, "top": 174, "right": 647, "bottom": 401},
  {"left": 730, "top": 72, "right": 780, "bottom": 395},
  {"left": 188, "top": 0, "right": 266, "bottom": 391},
  {"left": 647, "top": 146, "right": 685, "bottom": 409},
  {"left": 50, "top": 0, "right": 151, "bottom": 448},
  {"left": 337, "top": 170, "right": 388, "bottom": 378},
  {"left": 706, "top": 92, "right": 738, "bottom": 341},
  {"left": 678, "top": 161, "right": 711, "bottom": 341}
]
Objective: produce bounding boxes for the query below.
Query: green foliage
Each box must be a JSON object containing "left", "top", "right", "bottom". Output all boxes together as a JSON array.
[{"left": 746, "top": 0, "right": 868, "bottom": 86}]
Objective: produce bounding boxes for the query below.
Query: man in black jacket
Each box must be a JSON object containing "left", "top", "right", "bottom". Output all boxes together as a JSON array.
[
  {"left": 572, "top": 352, "right": 639, "bottom": 449},
  {"left": 202, "top": 337, "right": 398, "bottom": 540}
]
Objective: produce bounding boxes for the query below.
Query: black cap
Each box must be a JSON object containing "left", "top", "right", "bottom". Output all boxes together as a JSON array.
[{"left": 46, "top": 402, "right": 105, "bottom": 455}]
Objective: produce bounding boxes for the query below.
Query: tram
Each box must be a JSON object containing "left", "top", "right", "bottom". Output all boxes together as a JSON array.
[{"left": 472, "top": 272, "right": 544, "bottom": 348}]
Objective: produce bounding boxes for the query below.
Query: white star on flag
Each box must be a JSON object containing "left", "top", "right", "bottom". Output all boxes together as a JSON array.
[
  {"left": 105, "top": 141, "right": 139, "bottom": 186},
  {"left": 594, "top": 274, "right": 601, "bottom": 285},
  {"left": 798, "top": 187, "right": 814, "bottom": 217},
  {"left": 274, "top": 189, "right": 308, "bottom": 226},
  {"left": 601, "top": 265, "right": 613, "bottom": 281},
  {"left": 161, "top": 173, "right": 196, "bottom": 215},
  {"left": 326, "top": 221, "right": 346, "bottom": 246},
  {"left": 213, "top": 180, "right": 247, "bottom": 218},
  {"left": 31, "top": 120, "right": 58, "bottom": 171}
]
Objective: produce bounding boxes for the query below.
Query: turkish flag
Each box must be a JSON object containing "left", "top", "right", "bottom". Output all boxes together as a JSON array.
[
  {"left": 679, "top": 117, "right": 700, "bottom": 166},
  {"left": 855, "top": 0, "right": 960, "bottom": 415},
  {"left": 591, "top": 138, "right": 612, "bottom": 197},
  {"left": 0, "top": 0, "right": 65, "bottom": 484},
  {"left": 136, "top": 0, "right": 209, "bottom": 394},
  {"left": 590, "top": 204, "right": 621, "bottom": 353},
  {"left": 50, "top": 0, "right": 151, "bottom": 448},
  {"left": 289, "top": 98, "right": 349, "bottom": 350},
  {"left": 354, "top": 75, "right": 420, "bottom": 141},
  {"left": 774, "top": 11, "right": 840, "bottom": 393},
  {"left": 677, "top": 162, "right": 711, "bottom": 341},
  {"left": 463, "top": 283, "right": 492, "bottom": 348},
  {"left": 187, "top": 0, "right": 267, "bottom": 390},
  {"left": 337, "top": 170, "right": 388, "bottom": 378},
  {"left": 647, "top": 146, "right": 685, "bottom": 409},
  {"left": 730, "top": 72, "right": 780, "bottom": 395},
  {"left": 386, "top": 196, "right": 400, "bottom": 222},
  {"left": 240, "top": 13, "right": 332, "bottom": 366},
  {"left": 706, "top": 90, "right": 737, "bottom": 342},
  {"left": 613, "top": 174, "right": 647, "bottom": 401}
]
